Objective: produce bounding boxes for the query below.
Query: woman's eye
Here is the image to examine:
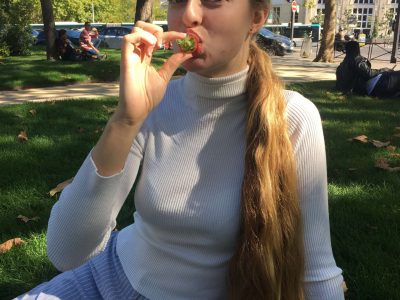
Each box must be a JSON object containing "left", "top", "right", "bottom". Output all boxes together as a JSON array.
[
  {"left": 168, "top": 0, "right": 187, "bottom": 4},
  {"left": 201, "top": 0, "right": 223, "bottom": 6}
]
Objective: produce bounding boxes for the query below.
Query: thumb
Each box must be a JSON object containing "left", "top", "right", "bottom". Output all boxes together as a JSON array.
[{"left": 158, "top": 52, "right": 192, "bottom": 82}]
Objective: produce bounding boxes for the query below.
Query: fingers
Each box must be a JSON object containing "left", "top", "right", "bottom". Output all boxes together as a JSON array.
[
  {"left": 121, "top": 28, "right": 158, "bottom": 60},
  {"left": 158, "top": 52, "right": 193, "bottom": 82},
  {"left": 135, "top": 21, "right": 164, "bottom": 48},
  {"left": 161, "top": 31, "right": 187, "bottom": 47}
]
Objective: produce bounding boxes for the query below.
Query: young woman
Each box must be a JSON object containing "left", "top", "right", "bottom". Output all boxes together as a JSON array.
[{"left": 17, "top": 0, "right": 344, "bottom": 299}]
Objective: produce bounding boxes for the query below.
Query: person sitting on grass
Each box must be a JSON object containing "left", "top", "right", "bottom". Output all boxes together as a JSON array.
[
  {"left": 17, "top": 0, "right": 345, "bottom": 298},
  {"left": 56, "top": 29, "right": 80, "bottom": 61},
  {"left": 79, "top": 22, "right": 106, "bottom": 60},
  {"left": 336, "top": 41, "right": 400, "bottom": 98}
]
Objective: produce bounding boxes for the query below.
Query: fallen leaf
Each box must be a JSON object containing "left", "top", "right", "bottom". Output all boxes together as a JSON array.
[
  {"left": 17, "top": 130, "right": 28, "bottom": 142},
  {"left": 0, "top": 238, "right": 25, "bottom": 254},
  {"left": 342, "top": 281, "right": 348, "bottom": 293},
  {"left": 29, "top": 109, "right": 37, "bottom": 116},
  {"left": 352, "top": 135, "right": 368, "bottom": 143},
  {"left": 386, "top": 145, "right": 397, "bottom": 152},
  {"left": 49, "top": 177, "right": 74, "bottom": 197},
  {"left": 348, "top": 168, "right": 357, "bottom": 172},
  {"left": 102, "top": 105, "right": 117, "bottom": 114},
  {"left": 95, "top": 127, "right": 104, "bottom": 134},
  {"left": 17, "top": 215, "right": 40, "bottom": 223},
  {"left": 375, "top": 158, "right": 400, "bottom": 172},
  {"left": 77, "top": 127, "right": 85, "bottom": 133},
  {"left": 370, "top": 140, "right": 390, "bottom": 148},
  {"left": 390, "top": 153, "right": 400, "bottom": 158}
]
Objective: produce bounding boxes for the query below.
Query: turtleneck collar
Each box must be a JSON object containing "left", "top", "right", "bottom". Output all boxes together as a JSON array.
[
  {"left": 183, "top": 66, "right": 249, "bottom": 100},
  {"left": 181, "top": 66, "right": 249, "bottom": 114}
]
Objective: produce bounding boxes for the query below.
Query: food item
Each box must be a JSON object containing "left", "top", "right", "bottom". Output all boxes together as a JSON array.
[{"left": 176, "top": 31, "right": 201, "bottom": 55}]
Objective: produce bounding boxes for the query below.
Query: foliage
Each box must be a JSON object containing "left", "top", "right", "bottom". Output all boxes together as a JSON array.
[
  {"left": 302, "top": 0, "right": 316, "bottom": 9},
  {"left": 154, "top": 0, "right": 167, "bottom": 21},
  {"left": 0, "top": 0, "right": 34, "bottom": 56},
  {"left": 311, "top": 11, "right": 324, "bottom": 26},
  {"left": 338, "top": 9, "right": 353, "bottom": 32}
]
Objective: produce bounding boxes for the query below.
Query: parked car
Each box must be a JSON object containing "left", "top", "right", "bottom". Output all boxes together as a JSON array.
[
  {"left": 256, "top": 28, "right": 294, "bottom": 56},
  {"left": 66, "top": 29, "right": 82, "bottom": 46},
  {"left": 98, "top": 26, "right": 133, "bottom": 49},
  {"left": 32, "top": 29, "right": 46, "bottom": 45},
  {"left": 32, "top": 29, "right": 79, "bottom": 46}
]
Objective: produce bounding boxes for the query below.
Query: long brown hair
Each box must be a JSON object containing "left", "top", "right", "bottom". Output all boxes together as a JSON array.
[{"left": 228, "top": 2, "right": 305, "bottom": 299}]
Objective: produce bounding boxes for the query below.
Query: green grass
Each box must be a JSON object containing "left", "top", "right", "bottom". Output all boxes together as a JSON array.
[
  {"left": 0, "top": 81, "right": 399, "bottom": 299},
  {"left": 0, "top": 46, "right": 177, "bottom": 90}
]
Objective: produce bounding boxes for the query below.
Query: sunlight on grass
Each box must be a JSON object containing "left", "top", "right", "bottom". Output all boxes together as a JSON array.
[
  {"left": 0, "top": 82, "right": 399, "bottom": 299},
  {"left": 0, "top": 232, "right": 58, "bottom": 299}
]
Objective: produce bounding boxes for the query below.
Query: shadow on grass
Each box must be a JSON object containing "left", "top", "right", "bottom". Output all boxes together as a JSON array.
[
  {"left": 289, "top": 81, "right": 400, "bottom": 299},
  {"left": 0, "top": 98, "right": 140, "bottom": 239},
  {"left": 0, "top": 49, "right": 176, "bottom": 90}
]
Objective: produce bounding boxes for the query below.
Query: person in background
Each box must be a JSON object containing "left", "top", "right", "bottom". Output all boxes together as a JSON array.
[
  {"left": 17, "top": 0, "right": 345, "bottom": 298},
  {"left": 336, "top": 41, "right": 400, "bottom": 97},
  {"left": 90, "top": 27, "right": 101, "bottom": 48},
  {"left": 56, "top": 29, "right": 80, "bottom": 61},
  {"left": 79, "top": 22, "right": 105, "bottom": 60}
]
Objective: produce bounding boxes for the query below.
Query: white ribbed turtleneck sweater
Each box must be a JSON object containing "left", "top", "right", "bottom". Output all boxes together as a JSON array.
[{"left": 47, "top": 68, "right": 344, "bottom": 300}]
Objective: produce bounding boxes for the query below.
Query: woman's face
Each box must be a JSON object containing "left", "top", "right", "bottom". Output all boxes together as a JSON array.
[{"left": 168, "top": 0, "right": 265, "bottom": 77}]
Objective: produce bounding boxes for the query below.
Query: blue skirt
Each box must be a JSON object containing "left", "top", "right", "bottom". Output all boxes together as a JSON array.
[{"left": 15, "top": 232, "right": 148, "bottom": 300}]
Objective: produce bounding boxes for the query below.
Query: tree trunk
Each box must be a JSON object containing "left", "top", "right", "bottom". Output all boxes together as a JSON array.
[
  {"left": 134, "top": 0, "right": 154, "bottom": 23},
  {"left": 314, "top": 0, "right": 336, "bottom": 62},
  {"left": 40, "top": 0, "right": 58, "bottom": 60}
]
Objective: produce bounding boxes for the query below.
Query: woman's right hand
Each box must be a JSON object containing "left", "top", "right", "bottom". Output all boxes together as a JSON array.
[{"left": 115, "top": 21, "right": 193, "bottom": 126}]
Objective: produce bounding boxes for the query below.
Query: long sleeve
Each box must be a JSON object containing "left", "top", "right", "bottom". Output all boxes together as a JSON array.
[
  {"left": 46, "top": 131, "right": 146, "bottom": 271},
  {"left": 286, "top": 91, "right": 344, "bottom": 300},
  {"left": 355, "top": 56, "right": 378, "bottom": 79}
]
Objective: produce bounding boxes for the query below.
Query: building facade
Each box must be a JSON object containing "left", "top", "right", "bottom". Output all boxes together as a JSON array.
[{"left": 270, "top": 0, "right": 399, "bottom": 38}]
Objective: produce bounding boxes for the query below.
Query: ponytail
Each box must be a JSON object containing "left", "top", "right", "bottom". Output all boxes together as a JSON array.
[{"left": 228, "top": 41, "right": 305, "bottom": 300}]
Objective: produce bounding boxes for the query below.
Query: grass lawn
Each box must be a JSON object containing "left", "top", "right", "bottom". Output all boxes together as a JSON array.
[
  {"left": 0, "top": 81, "right": 399, "bottom": 299},
  {"left": 0, "top": 46, "right": 178, "bottom": 91}
]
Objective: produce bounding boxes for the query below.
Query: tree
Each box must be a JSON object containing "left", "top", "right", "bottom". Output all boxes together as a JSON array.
[
  {"left": 314, "top": 0, "right": 336, "bottom": 62},
  {"left": 40, "top": 0, "right": 58, "bottom": 60},
  {"left": 134, "top": 0, "right": 154, "bottom": 23}
]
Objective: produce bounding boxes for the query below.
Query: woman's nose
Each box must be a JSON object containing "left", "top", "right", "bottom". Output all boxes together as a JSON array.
[{"left": 182, "top": 0, "right": 202, "bottom": 27}]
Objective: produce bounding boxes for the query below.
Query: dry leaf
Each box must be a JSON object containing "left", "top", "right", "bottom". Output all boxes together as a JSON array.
[
  {"left": 352, "top": 135, "right": 368, "bottom": 143},
  {"left": 95, "top": 127, "right": 104, "bottom": 134},
  {"left": 17, "top": 215, "right": 40, "bottom": 223},
  {"left": 386, "top": 145, "right": 397, "bottom": 152},
  {"left": 375, "top": 158, "right": 400, "bottom": 172},
  {"left": 29, "top": 109, "right": 37, "bottom": 116},
  {"left": 17, "top": 130, "right": 28, "bottom": 142},
  {"left": 49, "top": 177, "right": 74, "bottom": 197},
  {"left": 342, "top": 281, "right": 348, "bottom": 293},
  {"left": 77, "top": 127, "right": 85, "bottom": 133},
  {"left": 102, "top": 105, "right": 117, "bottom": 114},
  {"left": 390, "top": 153, "right": 400, "bottom": 158},
  {"left": 348, "top": 168, "right": 357, "bottom": 172},
  {"left": 370, "top": 140, "right": 391, "bottom": 148},
  {"left": 0, "top": 238, "right": 25, "bottom": 254}
]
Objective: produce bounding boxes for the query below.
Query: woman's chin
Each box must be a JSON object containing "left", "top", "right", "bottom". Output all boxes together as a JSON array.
[{"left": 181, "top": 58, "right": 207, "bottom": 73}]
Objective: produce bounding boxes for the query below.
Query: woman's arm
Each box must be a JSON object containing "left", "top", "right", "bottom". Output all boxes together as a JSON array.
[
  {"left": 286, "top": 91, "right": 345, "bottom": 300},
  {"left": 46, "top": 22, "right": 192, "bottom": 271}
]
